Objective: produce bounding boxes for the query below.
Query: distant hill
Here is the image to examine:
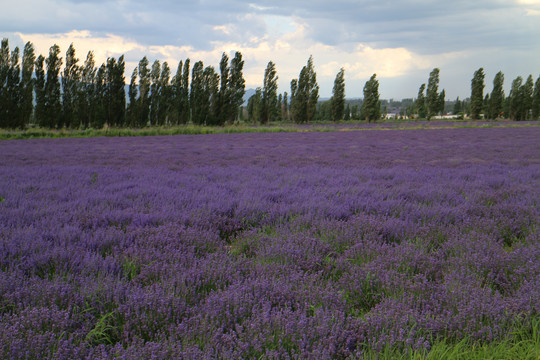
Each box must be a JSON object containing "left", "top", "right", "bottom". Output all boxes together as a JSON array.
[{"left": 243, "top": 88, "right": 257, "bottom": 104}]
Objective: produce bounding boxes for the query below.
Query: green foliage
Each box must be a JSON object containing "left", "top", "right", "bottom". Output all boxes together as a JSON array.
[
  {"left": 262, "top": 61, "right": 279, "bottom": 124},
  {"left": 0, "top": 39, "right": 10, "bottom": 128},
  {"left": 489, "top": 71, "right": 505, "bottom": 119},
  {"left": 360, "top": 316, "right": 540, "bottom": 360},
  {"left": 522, "top": 75, "right": 534, "bottom": 120},
  {"left": 416, "top": 84, "right": 427, "bottom": 119},
  {"left": 508, "top": 75, "right": 534, "bottom": 121},
  {"left": 216, "top": 53, "right": 231, "bottom": 125},
  {"left": 331, "top": 68, "right": 346, "bottom": 122},
  {"left": 77, "top": 51, "right": 96, "bottom": 129},
  {"left": 62, "top": 43, "right": 79, "bottom": 129},
  {"left": 453, "top": 97, "right": 462, "bottom": 115},
  {"left": 190, "top": 61, "right": 205, "bottom": 125},
  {"left": 149, "top": 59, "right": 162, "bottom": 126},
  {"left": 282, "top": 92, "right": 289, "bottom": 121},
  {"left": 106, "top": 55, "right": 126, "bottom": 127},
  {"left": 426, "top": 68, "right": 442, "bottom": 119},
  {"left": 181, "top": 59, "right": 191, "bottom": 124},
  {"left": 19, "top": 42, "right": 35, "bottom": 129},
  {"left": 34, "top": 55, "right": 47, "bottom": 127},
  {"left": 342, "top": 272, "right": 383, "bottom": 317},
  {"left": 44, "top": 44, "right": 63, "bottom": 128},
  {"left": 127, "top": 67, "right": 139, "bottom": 127},
  {"left": 122, "top": 259, "right": 141, "bottom": 281},
  {"left": 228, "top": 52, "right": 246, "bottom": 124},
  {"left": 85, "top": 310, "right": 123, "bottom": 346},
  {"left": 92, "top": 64, "right": 107, "bottom": 129},
  {"left": 247, "top": 87, "right": 263, "bottom": 123},
  {"left": 137, "top": 56, "right": 151, "bottom": 127},
  {"left": 533, "top": 75, "right": 540, "bottom": 120},
  {"left": 90, "top": 171, "right": 98, "bottom": 184},
  {"left": 290, "top": 55, "right": 319, "bottom": 123},
  {"left": 470, "top": 67, "right": 485, "bottom": 120},
  {"left": 190, "top": 62, "right": 219, "bottom": 125},
  {"left": 362, "top": 74, "right": 381, "bottom": 123}
]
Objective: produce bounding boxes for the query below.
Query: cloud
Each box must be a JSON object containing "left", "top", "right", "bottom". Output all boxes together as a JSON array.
[{"left": 2, "top": 0, "right": 539, "bottom": 98}]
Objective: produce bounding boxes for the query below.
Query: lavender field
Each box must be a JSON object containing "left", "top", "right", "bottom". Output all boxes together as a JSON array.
[{"left": 1, "top": 127, "right": 539, "bottom": 359}]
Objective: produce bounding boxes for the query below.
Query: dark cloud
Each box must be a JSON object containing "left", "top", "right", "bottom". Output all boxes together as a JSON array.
[
  {"left": 2, "top": 0, "right": 537, "bottom": 53},
  {"left": 1, "top": 0, "right": 539, "bottom": 98}
]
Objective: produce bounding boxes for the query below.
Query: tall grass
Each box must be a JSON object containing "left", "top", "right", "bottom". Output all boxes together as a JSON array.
[
  {"left": 361, "top": 316, "right": 540, "bottom": 360},
  {"left": 1, "top": 121, "right": 538, "bottom": 140}
]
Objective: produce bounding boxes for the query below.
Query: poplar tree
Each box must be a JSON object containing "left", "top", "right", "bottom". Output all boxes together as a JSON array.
[
  {"left": 34, "top": 55, "right": 47, "bottom": 127},
  {"left": 149, "top": 60, "right": 161, "bottom": 126},
  {"left": 362, "top": 74, "right": 380, "bottom": 123},
  {"left": 217, "top": 53, "right": 230, "bottom": 125},
  {"left": 20, "top": 42, "right": 35, "bottom": 129},
  {"left": 416, "top": 84, "right": 426, "bottom": 119},
  {"left": 92, "top": 64, "right": 106, "bottom": 128},
  {"left": 438, "top": 89, "right": 446, "bottom": 115},
  {"left": 181, "top": 59, "right": 190, "bottom": 124},
  {"left": 426, "top": 68, "right": 441, "bottom": 119},
  {"left": 106, "top": 55, "right": 126, "bottom": 127},
  {"left": 0, "top": 39, "right": 9, "bottom": 128},
  {"left": 228, "top": 52, "right": 245, "bottom": 124},
  {"left": 5, "top": 46, "right": 20, "bottom": 128},
  {"left": 158, "top": 61, "right": 171, "bottom": 125},
  {"left": 78, "top": 52, "right": 96, "bottom": 129},
  {"left": 62, "top": 43, "right": 79, "bottom": 128},
  {"left": 282, "top": 92, "right": 289, "bottom": 121},
  {"left": 522, "top": 75, "right": 534, "bottom": 121},
  {"left": 453, "top": 97, "right": 462, "bottom": 115},
  {"left": 331, "top": 68, "right": 345, "bottom": 122},
  {"left": 247, "top": 88, "right": 263, "bottom": 123},
  {"left": 262, "top": 61, "right": 278, "bottom": 124},
  {"left": 532, "top": 75, "right": 540, "bottom": 120},
  {"left": 137, "top": 57, "right": 151, "bottom": 127},
  {"left": 290, "top": 56, "right": 319, "bottom": 123},
  {"left": 190, "top": 61, "right": 205, "bottom": 125},
  {"left": 44, "top": 44, "right": 63, "bottom": 128},
  {"left": 305, "top": 56, "right": 319, "bottom": 123},
  {"left": 290, "top": 79, "right": 298, "bottom": 122},
  {"left": 170, "top": 60, "right": 183, "bottom": 125},
  {"left": 509, "top": 76, "right": 523, "bottom": 121},
  {"left": 127, "top": 67, "right": 139, "bottom": 127},
  {"left": 489, "top": 71, "right": 505, "bottom": 119},
  {"left": 171, "top": 59, "right": 191, "bottom": 124},
  {"left": 204, "top": 66, "right": 219, "bottom": 125},
  {"left": 470, "top": 68, "right": 485, "bottom": 120}
]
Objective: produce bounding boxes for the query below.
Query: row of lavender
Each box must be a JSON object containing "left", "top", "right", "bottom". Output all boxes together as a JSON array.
[{"left": 1, "top": 128, "right": 539, "bottom": 358}]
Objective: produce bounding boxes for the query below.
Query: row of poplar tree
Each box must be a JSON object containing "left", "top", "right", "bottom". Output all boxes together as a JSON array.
[
  {"left": 0, "top": 38, "right": 378, "bottom": 129},
  {"left": 467, "top": 68, "right": 540, "bottom": 121},
  {"left": 412, "top": 68, "right": 540, "bottom": 121},
  {"left": 246, "top": 59, "right": 381, "bottom": 124},
  {"left": 1, "top": 38, "right": 539, "bottom": 129},
  {"left": 0, "top": 39, "right": 248, "bottom": 129}
]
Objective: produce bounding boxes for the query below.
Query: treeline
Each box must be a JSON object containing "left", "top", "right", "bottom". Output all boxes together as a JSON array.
[
  {"left": 246, "top": 59, "right": 381, "bottom": 123},
  {"left": 447, "top": 68, "right": 540, "bottom": 121},
  {"left": 1, "top": 38, "right": 540, "bottom": 130},
  {"left": 0, "top": 39, "right": 247, "bottom": 129}
]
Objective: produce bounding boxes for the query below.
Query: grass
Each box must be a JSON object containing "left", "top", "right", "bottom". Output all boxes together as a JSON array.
[
  {"left": 360, "top": 316, "right": 540, "bottom": 360},
  {"left": 1, "top": 120, "right": 539, "bottom": 140}
]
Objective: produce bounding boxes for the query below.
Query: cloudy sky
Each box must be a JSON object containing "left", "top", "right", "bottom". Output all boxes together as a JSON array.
[{"left": 1, "top": 0, "right": 539, "bottom": 99}]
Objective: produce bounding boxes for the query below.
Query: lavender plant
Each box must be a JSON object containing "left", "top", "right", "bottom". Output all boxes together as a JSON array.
[{"left": 0, "top": 127, "right": 539, "bottom": 359}]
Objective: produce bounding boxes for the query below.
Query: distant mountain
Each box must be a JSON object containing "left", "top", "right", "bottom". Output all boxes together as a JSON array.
[{"left": 243, "top": 88, "right": 257, "bottom": 104}]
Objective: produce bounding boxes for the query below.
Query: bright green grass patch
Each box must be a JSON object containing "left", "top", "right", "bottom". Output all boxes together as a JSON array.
[
  {"left": 0, "top": 125, "right": 301, "bottom": 140},
  {"left": 1, "top": 121, "right": 538, "bottom": 140},
  {"left": 360, "top": 316, "right": 540, "bottom": 360}
]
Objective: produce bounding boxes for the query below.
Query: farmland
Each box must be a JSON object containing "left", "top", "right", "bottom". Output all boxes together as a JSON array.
[{"left": 0, "top": 127, "right": 539, "bottom": 359}]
